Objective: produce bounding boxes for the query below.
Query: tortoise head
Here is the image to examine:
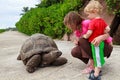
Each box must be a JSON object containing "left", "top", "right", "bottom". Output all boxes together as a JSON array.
[
  {"left": 50, "top": 50, "right": 62, "bottom": 58},
  {"left": 41, "top": 50, "right": 62, "bottom": 67}
]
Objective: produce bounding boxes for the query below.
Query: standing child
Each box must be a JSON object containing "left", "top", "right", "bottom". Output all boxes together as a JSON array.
[
  {"left": 83, "top": 0, "right": 111, "bottom": 80},
  {"left": 81, "top": 19, "right": 112, "bottom": 74}
]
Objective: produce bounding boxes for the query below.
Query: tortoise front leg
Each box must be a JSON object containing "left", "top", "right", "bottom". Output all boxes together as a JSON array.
[
  {"left": 26, "top": 54, "right": 41, "bottom": 73},
  {"left": 17, "top": 54, "right": 21, "bottom": 60}
]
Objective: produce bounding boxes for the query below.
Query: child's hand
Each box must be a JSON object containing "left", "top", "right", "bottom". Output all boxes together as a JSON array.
[
  {"left": 73, "top": 39, "right": 79, "bottom": 45},
  {"left": 91, "top": 37, "right": 101, "bottom": 46},
  {"left": 82, "top": 35, "right": 87, "bottom": 39}
]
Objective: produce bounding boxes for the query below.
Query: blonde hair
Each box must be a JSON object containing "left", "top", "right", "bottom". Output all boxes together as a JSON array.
[{"left": 84, "top": 0, "right": 103, "bottom": 14}]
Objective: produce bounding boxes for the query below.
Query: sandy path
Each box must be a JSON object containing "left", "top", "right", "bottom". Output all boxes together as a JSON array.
[{"left": 0, "top": 31, "right": 120, "bottom": 80}]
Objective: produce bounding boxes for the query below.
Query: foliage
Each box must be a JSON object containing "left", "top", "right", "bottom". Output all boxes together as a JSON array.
[
  {"left": 6, "top": 27, "right": 17, "bottom": 31},
  {"left": 105, "top": 0, "right": 120, "bottom": 14},
  {"left": 36, "top": 0, "right": 63, "bottom": 8},
  {"left": 105, "top": 0, "right": 120, "bottom": 45},
  {"left": 16, "top": 0, "right": 83, "bottom": 38},
  {"left": 20, "top": 7, "right": 29, "bottom": 15},
  {"left": 0, "top": 29, "right": 6, "bottom": 33}
]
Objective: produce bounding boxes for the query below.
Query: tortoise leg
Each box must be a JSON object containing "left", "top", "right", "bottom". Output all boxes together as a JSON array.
[
  {"left": 26, "top": 54, "right": 41, "bottom": 73},
  {"left": 23, "top": 59, "right": 28, "bottom": 65},
  {"left": 51, "top": 57, "right": 67, "bottom": 66},
  {"left": 17, "top": 54, "right": 21, "bottom": 60}
]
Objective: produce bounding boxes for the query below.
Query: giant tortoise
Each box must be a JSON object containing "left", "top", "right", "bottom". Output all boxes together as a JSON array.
[{"left": 17, "top": 33, "right": 67, "bottom": 73}]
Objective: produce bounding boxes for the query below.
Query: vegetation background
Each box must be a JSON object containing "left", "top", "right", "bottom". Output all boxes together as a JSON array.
[{"left": 1, "top": 0, "right": 120, "bottom": 44}]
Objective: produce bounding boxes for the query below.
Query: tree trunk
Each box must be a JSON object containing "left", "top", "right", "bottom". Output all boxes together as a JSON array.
[
  {"left": 110, "top": 13, "right": 120, "bottom": 37},
  {"left": 110, "top": 13, "right": 120, "bottom": 44}
]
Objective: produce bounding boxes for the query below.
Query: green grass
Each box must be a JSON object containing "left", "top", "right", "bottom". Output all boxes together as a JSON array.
[{"left": 0, "top": 29, "right": 6, "bottom": 33}]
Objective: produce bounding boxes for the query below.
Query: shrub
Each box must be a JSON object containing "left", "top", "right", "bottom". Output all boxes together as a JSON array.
[{"left": 16, "top": 0, "right": 83, "bottom": 38}]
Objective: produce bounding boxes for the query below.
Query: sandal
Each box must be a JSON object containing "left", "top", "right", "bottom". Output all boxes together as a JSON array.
[{"left": 89, "top": 71, "right": 101, "bottom": 80}]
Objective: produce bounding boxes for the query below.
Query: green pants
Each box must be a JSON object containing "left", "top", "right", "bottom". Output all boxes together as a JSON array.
[{"left": 91, "top": 41, "right": 105, "bottom": 67}]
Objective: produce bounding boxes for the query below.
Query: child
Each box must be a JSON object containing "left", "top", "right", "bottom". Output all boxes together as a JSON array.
[
  {"left": 63, "top": 10, "right": 112, "bottom": 79},
  {"left": 63, "top": 11, "right": 83, "bottom": 45},
  {"left": 83, "top": 0, "right": 111, "bottom": 80},
  {"left": 82, "top": 20, "right": 112, "bottom": 75}
]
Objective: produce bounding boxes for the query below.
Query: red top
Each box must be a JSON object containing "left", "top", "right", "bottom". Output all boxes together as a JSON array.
[{"left": 88, "top": 18, "right": 107, "bottom": 42}]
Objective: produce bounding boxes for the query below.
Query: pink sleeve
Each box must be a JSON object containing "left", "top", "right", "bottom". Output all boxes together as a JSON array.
[
  {"left": 105, "top": 37, "right": 113, "bottom": 44},
  {"left": 74, "top": 20, "right": 91, "bottom": 37},
  {"left": 74, "top": 30, "right": 81, "bottom": 37},
  {"left": 81, "top": 19, "right": 91, "bottom": 35}
]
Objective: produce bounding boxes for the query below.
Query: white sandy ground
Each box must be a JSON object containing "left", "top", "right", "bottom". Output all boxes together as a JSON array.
[{"left": 0, "top": 31, "right": 120, "bottom": 80}]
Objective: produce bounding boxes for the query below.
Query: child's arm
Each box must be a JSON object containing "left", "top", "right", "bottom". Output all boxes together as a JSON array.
[
  {"left": 104, "top": 26, "right": 110, "bottom": 33},
  {"left": 104, "top": 26, "right": 113, "bottom": 45},
  {"left": 73, "top": 37, "right": 79, "bottom": 45},
  {"left": 83, "top": 30, "right": 93, "bottom": 39},
  {"left": 73, "top": 30, "right": 81, "bottom": 45},
  {"left": 91, "top": 33, "right": 109, "bottom": 46}
]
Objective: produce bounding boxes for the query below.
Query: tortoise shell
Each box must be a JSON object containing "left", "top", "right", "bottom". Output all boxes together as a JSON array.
[{"left": 18, "top": 33, "right": 59, "bottom": 61}]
